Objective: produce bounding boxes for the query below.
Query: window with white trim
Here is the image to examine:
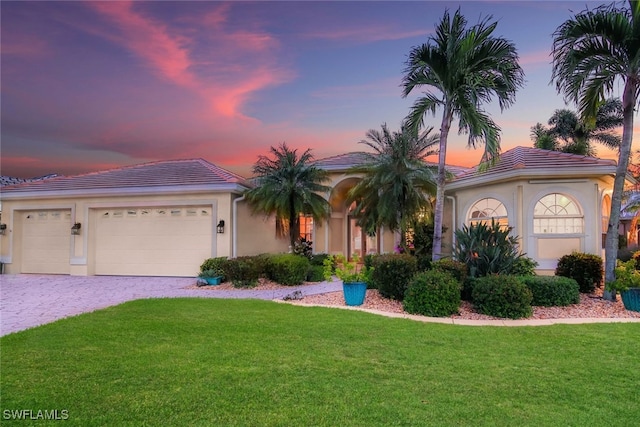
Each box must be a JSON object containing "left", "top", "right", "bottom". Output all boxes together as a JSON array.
[
  {"left": 467, "top": 198, "right": 508, "bottom": 227},
  {"left": 533, "top": 193, "right": 583, "bottom": 234}
]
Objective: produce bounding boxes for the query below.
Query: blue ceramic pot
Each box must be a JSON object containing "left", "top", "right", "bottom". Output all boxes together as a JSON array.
[{"left": 342, "top": 281, "right": 367, "bottom": 306}]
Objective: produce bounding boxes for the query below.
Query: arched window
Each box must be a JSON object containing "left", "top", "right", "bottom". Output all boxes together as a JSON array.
[
  {"left": 533, "top": 193, "right": 583, "bottom": 234},
  {"left": 467, "top": 198, "right": 508, "bottom": 227}
]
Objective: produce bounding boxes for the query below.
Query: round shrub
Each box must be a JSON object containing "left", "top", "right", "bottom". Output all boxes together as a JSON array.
[
  {"left": 519, "top": 276, "right": 580, "bottom": 307},
  {"left": 222, "top": 256, "right": 262, "bottom": 288},
  {"left": 268, "top": 254, "right": 310, "bottom": 286},
  {"left": 199, "top": 257, "right": 228, "bottom": 280},
  {"left": 371, "top": 254, "right": 417, "bottom": 301},
  {"left": 472, "top": 275, "right": 533, "bottom": 319},
  {"left": 555, "top": 252, "right": 604, "bottom": 293},
  {"left": 431, "top": 258, "right": 467, "bottom": 285},
  {"left": 403, "top": 270, "right": 461, "bottom": 317},
  {"left": 507, "top": 256, "right": 538, "bottom": 276},
  {"left": 306, "top": 265, "right": 325, "bottom": 282}
]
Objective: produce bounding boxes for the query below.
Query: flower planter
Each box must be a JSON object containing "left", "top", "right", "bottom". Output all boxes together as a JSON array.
[
  {"left": 620, "top": 288, "right": 640, "bottom": 312},
  {"left": 342, "top": 281, "right": 367, "bottom": 306},
  {"left": 204, "top": 276, "right": 223, "bottom": 286}
]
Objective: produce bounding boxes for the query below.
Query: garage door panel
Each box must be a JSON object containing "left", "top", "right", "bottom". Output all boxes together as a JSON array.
[
  {"left": 95, "top": 206, "right": 213, "bottom": 277},
  {"left": 22, "top": 210, "right": 71, "bottom": 274}
]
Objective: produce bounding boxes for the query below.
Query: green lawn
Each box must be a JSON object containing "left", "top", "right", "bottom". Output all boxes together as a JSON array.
[{"left": 1, "top": 298, "right": 639, "bottom": 426}]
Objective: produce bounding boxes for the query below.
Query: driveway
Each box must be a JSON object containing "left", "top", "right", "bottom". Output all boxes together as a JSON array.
[{"left": 0, "top": 274, "right": 342, "bottom": 336}]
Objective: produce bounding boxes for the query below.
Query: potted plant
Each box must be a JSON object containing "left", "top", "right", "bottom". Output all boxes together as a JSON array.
[
  {"left": 198, "top": 268, "right": 225, "bottom": 286},
  {"left": 323, "top": 253, "right": 373, "bottom": 306},
  {"left": 606, "top": 260, "right": 640, "bottom": 312}
]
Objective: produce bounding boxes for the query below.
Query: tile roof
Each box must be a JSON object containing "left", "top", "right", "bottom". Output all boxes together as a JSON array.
[
  {"left": 1, "top": 159, "right": 250, "bottom": 196},
  {"left": 451, "top": 146, "right": 617, "bottom": 185},
  {"left": 314, "top": 151, "right": 471, "bottom": 176},
  {"left": 0, "top": 174, "right": 59, "bottom": 186}
]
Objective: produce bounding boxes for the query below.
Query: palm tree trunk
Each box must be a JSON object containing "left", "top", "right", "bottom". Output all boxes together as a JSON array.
[
  {"left": 432, "top": 108, "right": 454, "bottom": 261},
  {"left": 603, "top": 79, "right": 636, "bottom": 301},
  {"left": 289, "top": 194, "right": 298, "bottom": 250}
]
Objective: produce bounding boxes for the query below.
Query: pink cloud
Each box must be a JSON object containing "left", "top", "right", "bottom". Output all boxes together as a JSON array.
[
  {"left": 0, "top": 34, "right": 48, "bottom": 57},
  {"left": 306, "top": 26, "right": 428, "bottom": 43}
]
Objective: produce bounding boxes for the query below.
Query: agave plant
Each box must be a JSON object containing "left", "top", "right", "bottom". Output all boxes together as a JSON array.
[{"left": 453, "top": 219, "right": 523, "bottom": 278}]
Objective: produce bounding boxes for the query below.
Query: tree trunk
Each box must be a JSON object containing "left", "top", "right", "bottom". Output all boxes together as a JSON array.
[
  {"left": 432, "top": 108, "right": 454, "bottom": 261},
  {"left": 603, "top": 79, "right": 636, "bottom": 301}
]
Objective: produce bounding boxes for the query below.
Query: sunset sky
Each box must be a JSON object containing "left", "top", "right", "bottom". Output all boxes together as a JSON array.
[{"left": 2, "top": 0, "right": 638, "bottom": 179}]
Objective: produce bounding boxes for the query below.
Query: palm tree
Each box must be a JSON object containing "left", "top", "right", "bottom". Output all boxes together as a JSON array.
[
  {"left": 402, "top": 9, "right": 524, "bottom": 260},
  {"left": 244, "top": 143, "right": 331, "bottom": 249},
  {"left": 346, "top": 124, "right": 439, "bottom": 250},
  {"left": 529, "top": 98, "right": 623, "bottom": 156},
  {"left": 552, "top": 0, "right": 639, "bottom": 300}
]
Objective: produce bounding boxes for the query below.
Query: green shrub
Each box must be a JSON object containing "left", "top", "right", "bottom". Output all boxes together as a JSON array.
[
  {"left": 267, "top": 254, "right": 310, "bottom": 286},
  {"left": 461, "top": 277, "right": 479, "bottom": 302},
  {"left": 633, "top": 250, "right": 640, "bottom": 270},
  {"left": 472, "top": 275, "right": 533, "bottom": 319},
  {"left": 309, "top": 253, "right": 331, "bottom": 266},
  {"left": 452, "top": 219, "right": 524, "bottom": 278},
  {"left": 555, "top": 252, "right": 604, "bottom": 293},
  {"left": 306, "top": 265, "right": 325, "bottom": 282},
  {"left": 222, "top": 256, "right": 262, "bottom": 288},
  {"left": 371, "top": 254, "right": 417, "bottom": 301},
  {"left": 403, "top": 270, "right": 461, "bottom": 317},
  {"left": 519, "top": 276, "right": 580, "bottom": 307},
  {"left": 617, "top": 246, "right": 637, "bottom": 263},
  {"left": 199, "top": 257, "right": 228, "bottom": 280},
  {"left": 431, "top": 258, "right": 467, "bottom": 285},
  {"left": 508, "top": 256, "right": 538, "bottom": 276}
]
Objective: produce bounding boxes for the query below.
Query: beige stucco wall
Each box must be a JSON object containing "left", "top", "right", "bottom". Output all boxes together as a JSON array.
[
  {"left": 234, "top": 198, "right": 289, "bottom": 257},
  {"left": 447, "top": 177, "right": 612, "bottom": 271},
  {"left": 1, "top": 192, "right": 234, "bottom": 276}
]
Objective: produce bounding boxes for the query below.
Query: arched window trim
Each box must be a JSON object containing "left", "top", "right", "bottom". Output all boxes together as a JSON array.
[
  {"left": 533, "top": 193, "right": 584, "bottom": 235},
  {"left": 466, "top": 197, "right": 508, "bottom": 227}
]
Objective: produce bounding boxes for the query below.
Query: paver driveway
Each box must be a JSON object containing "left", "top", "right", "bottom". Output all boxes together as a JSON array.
[{"left": 0, "top": 274, "right": 341, "bottom": 336}]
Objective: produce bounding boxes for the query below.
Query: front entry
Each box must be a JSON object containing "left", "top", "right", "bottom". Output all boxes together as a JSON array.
[{"left": 348, "top": 217, "right": 378, "bottom": 260}]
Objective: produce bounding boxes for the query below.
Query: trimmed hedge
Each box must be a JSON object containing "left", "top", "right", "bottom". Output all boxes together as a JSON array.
[
  {"left": 268, "top": 254, "right": 310, "bottom": 286},
  {"left": 222, "top": 256, "right": 262, "bottom": 288},
  {"left": 403, "top": 270, "right": 461, "bottom": 317},
  {"left": 306, "top": 265, "right": 325, "bottom": 282},
  {"left": 431, "top": 259, "right": 467, "bottom": 285},
  {"left": 199, "top": 257, "right": 228, "bottom": 278},
  {"left": 519, "top": 276, "right": 580, "bottom": 307},
  {"left": 472, "top": 275, "right": 533, "bottom": 319},
  {"left": 371, "top": 254, "right": 417, "bottom": 301},
  {"left": 555, "top": 252, "right": 603, "bottom": 293}
]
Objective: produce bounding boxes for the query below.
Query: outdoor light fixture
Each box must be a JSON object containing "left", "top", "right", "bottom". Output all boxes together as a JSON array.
[
  {"left": 0, "top": 224, "right": 6, "bottom": 235},
  {"left": 71, "top": 222, "right": 81, "bottom": 235},
  {"left": 217, "top": 220, "right": 225, "bottom": 234}
]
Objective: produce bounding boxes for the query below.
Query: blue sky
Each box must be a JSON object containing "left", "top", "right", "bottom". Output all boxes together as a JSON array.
[{"left": 1, "top": 0, "right": 637, "bottom": 178}]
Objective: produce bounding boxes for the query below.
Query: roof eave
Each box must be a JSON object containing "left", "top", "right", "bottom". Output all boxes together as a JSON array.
[{"left": 0, "top": 183, "right": 249, "bottom": 201}]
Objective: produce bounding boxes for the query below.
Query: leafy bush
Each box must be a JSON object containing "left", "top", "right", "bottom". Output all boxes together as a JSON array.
[
  {"left": 607, "top": 260, "right": 640, "bottom": 293},
  {"left": 508, "top": 256, "right": 538, "bottom": 276},
  {"left": 199, "top": 257, "right": 228, "bottom": 280},
  {"left": 371, "top": 254, "right": 417, "bottom": 301},
  {"left": 519, "top": 276, "right": 579, "bottom": 307},
  {"left": 222, "top": 256, "right": 262, "bottom": 288},
  {"left": 472, "top": 275, "right": 533, "bottom": 319},
  {"left": 309, "top": 253, "right": 331, "bottom": 266},
  {"left": 555, "top": 252, "right": 604, "bottom": 293},
  {"left": 268, "top": 254, "right": 310, "bottom": 286},
  {"left": 431, "top": 258, "right": 467, "bottom": 285},
  {"left": 453, "top": 219, "right": 524, "bottom": 278},
  {"left": 617, "top": 246, "right": 638, "bottom": 263},
  {"left": 461, "top": 277, "right": 479, "bottom": 302},
  {"left": 306, "top": 265, "right": 325, "bottom": 282},
  {"left": 324, "top": 253, "right": 373, "bottom": 285},
  {"left": 633, "top": 251, "right": 640, "bottom": 270},
  {"left": 403, "top": 270, "right": 461, "bottom": 317}
]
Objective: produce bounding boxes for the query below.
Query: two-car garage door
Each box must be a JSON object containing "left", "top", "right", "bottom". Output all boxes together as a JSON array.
[{"left": 94, "top": 206, "right": 213, "bottom": 277}]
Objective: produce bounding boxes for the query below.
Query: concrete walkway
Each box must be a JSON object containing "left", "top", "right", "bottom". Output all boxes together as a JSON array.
[
  {"left": 1, "top": 274, "right": 638, "bottom": 336},
  {"left": 0, "top": 274, "right": 342, "bottom": 336}
]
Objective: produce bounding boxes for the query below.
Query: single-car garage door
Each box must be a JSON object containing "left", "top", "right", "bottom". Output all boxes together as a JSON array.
[
  {"left": 95, "top": 206, "right": 214, "bottom": 277},
  {"left": 22, "top": 210, "right": 72, "bottom": 274}
]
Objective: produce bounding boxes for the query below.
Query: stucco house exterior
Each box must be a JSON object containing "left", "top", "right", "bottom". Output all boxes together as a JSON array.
[{"left": 0, "top": 146, "right": 631, "bottom": 276}]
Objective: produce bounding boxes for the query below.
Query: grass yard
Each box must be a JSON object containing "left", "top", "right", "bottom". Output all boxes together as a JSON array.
[{"left": 1, "top": 298, "right": 639, "bottom": 426}]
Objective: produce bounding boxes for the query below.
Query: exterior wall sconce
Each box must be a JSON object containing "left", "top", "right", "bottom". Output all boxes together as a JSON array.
[
  {"left": 217, "top": 220, "right": 225, "bottom": 234},
  {"left": 0, "top": 224, "right": 6, "bottom": 235},
  {"left": 71, "top": 222, "right": 82, "bottom": 235}
]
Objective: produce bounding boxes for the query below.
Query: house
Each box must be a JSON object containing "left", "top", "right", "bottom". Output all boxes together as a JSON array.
[{"left": 0, "top": 147, "right": 631, "bottom": 276}]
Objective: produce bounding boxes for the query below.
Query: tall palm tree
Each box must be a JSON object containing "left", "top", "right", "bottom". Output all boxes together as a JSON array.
[
  {"left": 530, "top": 98, "right": 623, "bottom": 156},
  {"left": 244, "top": 143, "right": 331, "bottom": 249},
  {"left": 347, "top": 124, "right": 439, "bottom": 249},
  {"left": 402, "top": 9, "right": 524, "bottom": 260},
  {"left": 552, "top": 0, "right": 640, "bottom": 300}
]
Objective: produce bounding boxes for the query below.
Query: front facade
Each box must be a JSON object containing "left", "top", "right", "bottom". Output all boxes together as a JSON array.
[{"left": 0, "top": 147, "right": 630, "bottom": 277}]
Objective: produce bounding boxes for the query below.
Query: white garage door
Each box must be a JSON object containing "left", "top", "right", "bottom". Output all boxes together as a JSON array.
[
  {"left": 95, "top": 206, "right": 214, "bottom": 277},
  {"left": 22, "top": 210, "right": 72, "bottom": 274}
]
